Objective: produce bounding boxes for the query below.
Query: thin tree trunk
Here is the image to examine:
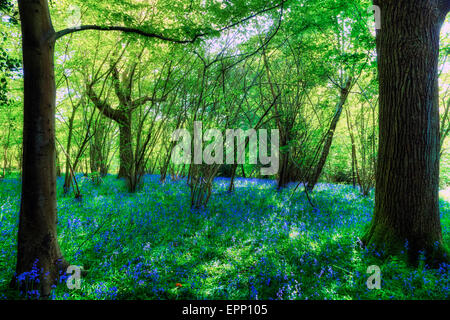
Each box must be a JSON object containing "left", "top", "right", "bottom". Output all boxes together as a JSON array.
[
  {"left": 306, "top": 77, "right": 353, "bottom": 191},
  {"left": 228, "top": 163, "right": 238, "bottom": 192},
  {"left": 277, "top": 133, "right": 291, "bottom": 189},
  {"left": 55, "top": 150, "right": 61, "bottom": 177},
  {"left": 363, "top": 0, "right": 449, "bottom": 265},
  {"left": 63, "top": 106, "right": 76, "bottom": 193},
  {"left": 346, "top": 108, "right": 361, "bottom": 189}
]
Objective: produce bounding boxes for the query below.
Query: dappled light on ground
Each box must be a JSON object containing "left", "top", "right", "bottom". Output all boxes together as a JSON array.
[{"left": 0, "top": 175, "right": 448, "bottom": 300}]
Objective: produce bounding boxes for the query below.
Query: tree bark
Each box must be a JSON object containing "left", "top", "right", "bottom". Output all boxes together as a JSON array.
[
  {"left": 363, "top": 0, "right": 449, "bottom": 265},
  {"left": 228, "top": 163, "right": 238, "bottom": 192},
  {"left": 12, "top": 0, "right": 68, "bottom": 297},
  {"left": 55, "top": 150, "right": 61, "bottom": 177},
  {"left": 277, "top": 133, "right": 291, "bottom": 189},
  {"left": 90, "top": 119, "right": 109, "bottom": 176},
  {"left": 118, "top": 112, "right": 133, "bottom": 179},
  {"left": 63, "top": 106, "right": 76, "bottom": 193}
]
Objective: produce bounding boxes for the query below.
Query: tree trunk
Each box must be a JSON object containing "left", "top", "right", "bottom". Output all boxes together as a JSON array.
[
  {"left": 306, "top": 78, "right": 353, "bottom": 191},
  {"left": 228, "top": 163, "right": 238, "bottom": 192},
  {"left": 90, "top": 117, "right": 110, "bottom": 176},
  {"left": 12, "top": 0, "right": 68, "bottom": 297},
  {"left": 363, "top": 0, "right": 449, "bottom": 265},
  {"left": 55, "top": 150, "right": 61, "bottom": 177},
  {"left": 63, "top": 106, "right": 76, "bottom": 193},
  {"left": 277, "top": 133, "right": 291, "bottom": 189},
  {"left": 346, "top": 108, "right": 361, "bottom": 189},
  {"left": 118, "top": 113, "right": 133, "bottom": 179}
]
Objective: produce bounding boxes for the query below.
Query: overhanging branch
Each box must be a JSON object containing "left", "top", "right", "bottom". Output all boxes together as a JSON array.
[
  {"left": 55, "top": 25, "right": 199, "bottom": 43},
  {"left": 54, "top": 1, "right": 286, "bottom": 42}
]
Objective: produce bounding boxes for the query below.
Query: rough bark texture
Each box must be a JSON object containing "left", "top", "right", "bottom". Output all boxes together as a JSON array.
[
  {"left": 118, "top": 113, "right": 133, "bottom": 179},
  {"left": 363, "top": 0, "right": 449, "bottom": 265},
  {"left": 13, "top": 0, "right": 68, "bottom": 297}
]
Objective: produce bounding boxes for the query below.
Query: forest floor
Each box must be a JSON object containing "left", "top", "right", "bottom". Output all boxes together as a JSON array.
[{"left": 0, "top": 175, "right": 449, "bottom": 300}]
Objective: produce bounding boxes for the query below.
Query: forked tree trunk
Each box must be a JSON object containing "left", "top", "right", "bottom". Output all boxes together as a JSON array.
[
  {"left": 12, "top": 0, "right": 68, "bottom": 297},
  {"left": 363, "top": 0, "right": 449, "bottom": 265}
]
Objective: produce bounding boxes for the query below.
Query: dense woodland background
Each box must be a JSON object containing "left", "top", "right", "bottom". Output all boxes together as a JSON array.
[
  {"left": 0, "top": 0, "right": 449, "bottom": 300},
  {"left": 0, "top": 1, "right": 448, "bottom": 192}
]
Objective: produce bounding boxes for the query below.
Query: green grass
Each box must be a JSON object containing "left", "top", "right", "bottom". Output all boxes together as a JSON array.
[{"left": 0, "top": 174, "right": 448, "bottom": 300}]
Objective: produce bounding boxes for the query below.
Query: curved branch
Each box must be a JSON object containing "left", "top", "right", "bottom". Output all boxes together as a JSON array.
[
  {"left": 54, "top": 1, "right": 287, "bottom": 42},
  {"left": 55, "top": 25, "right": 200, "bottom": 43},
  {"left": 86, "top": 84, "right": 125, "bottom": 123}
]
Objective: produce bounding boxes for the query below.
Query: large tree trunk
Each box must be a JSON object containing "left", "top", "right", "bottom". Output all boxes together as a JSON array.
[
  {"left": 363, "top": 0, "right": 449, "bottom": 265},
  {"left": 13, "top": 0, "right": 68, "bottom": 297},
  {"left": 118, "top": 113, "right": 133, "bottom": 179},
  {"left": 306, "top": 78, "right": 352, "bottom": 191}
]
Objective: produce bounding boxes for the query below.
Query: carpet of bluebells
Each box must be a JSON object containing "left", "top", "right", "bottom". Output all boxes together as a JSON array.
[{"left": 0, "top": 174, "right": 449, "bottom": 300}]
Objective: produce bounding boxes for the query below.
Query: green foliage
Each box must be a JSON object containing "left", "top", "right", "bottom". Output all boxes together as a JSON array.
[
  {"left": 0, "top": 0, "right": 449, "bottom": 300},
  {"left": 441, "top": 154, "right": 450, "bottom": 188}
]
